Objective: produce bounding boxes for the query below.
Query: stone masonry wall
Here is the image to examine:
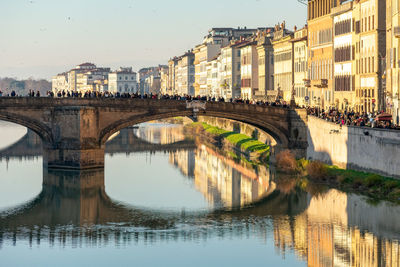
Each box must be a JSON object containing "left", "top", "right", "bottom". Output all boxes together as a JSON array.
[{"left": 307, "top": 116, "right": 400, "bottom": 178}]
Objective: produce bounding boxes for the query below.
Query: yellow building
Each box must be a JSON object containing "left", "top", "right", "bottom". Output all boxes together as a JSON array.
[
  {"left": 307, "top": 0, "right": 336, "bottom": 109},
  {"left": 354, "top": 0, "right": 386, "bottom": 113}
]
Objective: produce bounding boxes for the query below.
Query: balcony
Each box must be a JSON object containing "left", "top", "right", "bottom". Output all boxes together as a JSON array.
[{"left": 394, "top": 26, "right": 400, "bottom": 38}]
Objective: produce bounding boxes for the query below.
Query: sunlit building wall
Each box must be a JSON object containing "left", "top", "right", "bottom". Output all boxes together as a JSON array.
[{"left": 272, "top": 23, "right": 295, "bottom": 103}]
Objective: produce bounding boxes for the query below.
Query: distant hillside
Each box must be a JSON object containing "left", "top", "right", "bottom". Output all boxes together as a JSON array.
[{"left": 0, "top": 77, "right": 51, "bottom": 96}]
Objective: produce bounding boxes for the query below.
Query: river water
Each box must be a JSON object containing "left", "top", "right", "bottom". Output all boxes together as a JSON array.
[{"left": 0, "top": 121, "right": 399, "bottom": 267}]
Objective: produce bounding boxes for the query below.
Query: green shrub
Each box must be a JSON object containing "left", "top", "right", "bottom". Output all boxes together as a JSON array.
[
  {"left": 364, "top": 174, "right": 384, "bottom": 187},
  {"left": 384, "top": 180, "right": 399, "bottom": 191},
  {"left": 297, "top": 158, "right": 309, "bottom": 170},
  {"left": 337, "top": 175, "right": 350, "bottom": 184}
]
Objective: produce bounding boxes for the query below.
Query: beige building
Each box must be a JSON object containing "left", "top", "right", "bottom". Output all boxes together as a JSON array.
[
  {"left": 52, "top": 72, "right": 68, "bottom": 94},
  {"left": 76, "top": 68, "right": 110, "bottom": 92},
  {"left": 67, "top": 63, "right": 97, "bottom": 92},
  {"left": 355, "top": 0, "right": 386, "bottom": 113},
  {"left": 175, "top": 52, "right": 195, "bottom": 96},
  {"left": 239, "top": 40, "right": 259, "bottom": 100},
  {"left": 292, "top": 26, "right": 309, "bottom": 106},
  {"left": 160, "top": 67, "right": 169, "bottom": 95},
  {"left": 193, "top": 28, "right": 261, "bottom": 97},
  {"left": 52, "top": 63, "right": 110, "bottom": 94},
  {"left": 167, "top": 58, "right": 178, "bottom": 95},
  {"left": 219, "top": 41, "right": 243, "bottom": 100},
  {"left": 194, "top": 43, "right": 221, "bottom": 96},
  {"left": 272, "top": 23, "right": 294, "bottom": 103},
  {"left": 256, "top": 29, "right": 275, "bottom": 101}
]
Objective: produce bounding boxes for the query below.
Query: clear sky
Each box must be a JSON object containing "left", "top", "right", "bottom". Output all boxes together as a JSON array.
[{"left": 0, "top": 0, "right": 307, "bottom": 80}]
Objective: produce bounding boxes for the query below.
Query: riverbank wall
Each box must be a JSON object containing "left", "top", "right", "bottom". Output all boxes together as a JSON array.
[{"left": 307, "top": 116, "right": 400, "bottom": 178}]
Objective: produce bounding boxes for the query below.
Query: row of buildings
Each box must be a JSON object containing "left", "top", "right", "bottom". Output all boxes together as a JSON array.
[
  {"left": 161, "top": 0, "right": 400, "bottom": 124},
  {"left": 52, "top": 63, "right": 168, "bottom": 95}
]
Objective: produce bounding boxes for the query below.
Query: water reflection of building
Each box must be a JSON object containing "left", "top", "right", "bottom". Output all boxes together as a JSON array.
[
  {"left": 272, "top": 189, "right": 400, "bottom": 267},
  {"left": 133, "top": 124, "right": 185, "bottom": 144},
  {"left": 193, "top": 144, "right": 273, "bottom": 208},
  {"left": 169, "top": 150, "right": 195, "bottom": 178}
]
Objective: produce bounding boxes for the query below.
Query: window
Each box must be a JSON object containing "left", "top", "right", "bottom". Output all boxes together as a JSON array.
[
  {"left": 372, "top": 56, "right": 374, "bottom": 72},
  {"left": 372, "top": 15, "right": 374, "bottom": 30}
]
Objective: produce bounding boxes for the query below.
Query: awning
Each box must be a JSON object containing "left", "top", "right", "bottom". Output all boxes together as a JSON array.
[{"left": 375, "top": 113, "right": 393, "bottom": 121}]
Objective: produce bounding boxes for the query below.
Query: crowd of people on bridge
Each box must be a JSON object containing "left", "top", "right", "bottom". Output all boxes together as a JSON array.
[
  {"left": 307, "top": 107, "right": 399, "bottom": 130},
  {"left": 0, "top": 89, "right": 293, "bottom": 108}
]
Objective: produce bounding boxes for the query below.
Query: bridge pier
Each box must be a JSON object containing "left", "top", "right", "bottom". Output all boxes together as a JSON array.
[{"left": 43, "top": 148, "right": 105, "bottom": 170}]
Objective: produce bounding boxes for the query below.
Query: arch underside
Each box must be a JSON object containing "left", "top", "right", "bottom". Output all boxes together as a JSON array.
[
  {"left": 100, "top": 110, "right": 289, "bottom": 148},
  {"left": 0, "top": 112, "right": 53, "bottom": 144}
]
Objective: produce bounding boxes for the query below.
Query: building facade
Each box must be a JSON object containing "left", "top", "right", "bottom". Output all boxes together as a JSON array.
[
  {"left": 52, "top": 73, "right": 68, "bottom": 94},
  {"left": 272, "top": 23, "right": 294, "bottom": 103},
  {"left": 176, "top": 52, "right": 195, "bottom": 96},
  {"left": 292, "top": 27, "right": 309, "bottom": 106},
  {"left": 219, "top": 42, "right": 242, "bottom": 100},
  {"left": 307, "top": 0, "right": 336, "bottom": 109},
  {"left": 168, "top": 58, "right": 178, "bottom": 95},
  {"left": 194, "top": 43, "right": 221, "bottom": 96},
  {"left": 108, "top": 67, "right": 137, "bottom": 94},
  {"left": 387, "top": 0, "right": 400, "bottom": 124},
  {"left": 332, "top": 2, "right": 356, "bottom": 111},
  {"left": 355, "top": 0, "right": 386, "bottom": 113},
  {"left": 160, "top": 67, "right": 169, "bottom": 95},
  {"left": 206, "top": 55, "right": 221, "bottom": 98},
  {"left": 239, "top": 41, "right": 259, "bottom": 100}
]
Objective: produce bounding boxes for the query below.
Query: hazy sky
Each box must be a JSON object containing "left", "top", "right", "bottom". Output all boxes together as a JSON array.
[{"left": 0, "top": 0, "right": 307, "bottom": 80}]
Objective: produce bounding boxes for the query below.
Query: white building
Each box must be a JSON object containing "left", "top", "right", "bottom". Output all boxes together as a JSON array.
[
  {"left": 52, "top": 73, "right": 68, "bottom": 94},
  {"left": 239, "top": 40, "right": 259, "bottom": 100},
  {"left": 176, "top": 52, "right": 195, "bottom": 96},
  {"left": 292, "top": 27, "right": 309, "bottom": 107},
  {"left": 108, "top": 67, "right": 138, "bottom": 94},
  {"left": 332, "top": 3, "right": 355, "bottom": 111},
  {"left": 220, "top": 42, "right": 243, "bottom": 100},
  {"left": 206, "top": 55, "right": 221, "bottom": 98}
]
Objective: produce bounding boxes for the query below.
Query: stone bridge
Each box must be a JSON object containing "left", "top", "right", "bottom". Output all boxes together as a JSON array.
[{"left": 0, "top": 98, "right": 307, "bottom": 169}]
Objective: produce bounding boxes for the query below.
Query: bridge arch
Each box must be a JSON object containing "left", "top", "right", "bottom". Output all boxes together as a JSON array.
[
  {"left": 99, "top": 110, "right": 289, "bottom": 148},
  {"left": 0, "top": 112, "right": 53, "bottom": 145}
]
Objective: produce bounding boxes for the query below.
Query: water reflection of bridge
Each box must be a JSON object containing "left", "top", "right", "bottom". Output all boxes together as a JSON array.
[
  {"left": 0, "top": 168, "right": 308, "bottom": 246},
  {"left": 1, "top": 125, "right": 400, "bottom": 266},
  {"left": 0, "top": 128, "right": 196, "bottom": 160},
  {"left": 1, "top": 169, "right": 400, "bottom": 266}
]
